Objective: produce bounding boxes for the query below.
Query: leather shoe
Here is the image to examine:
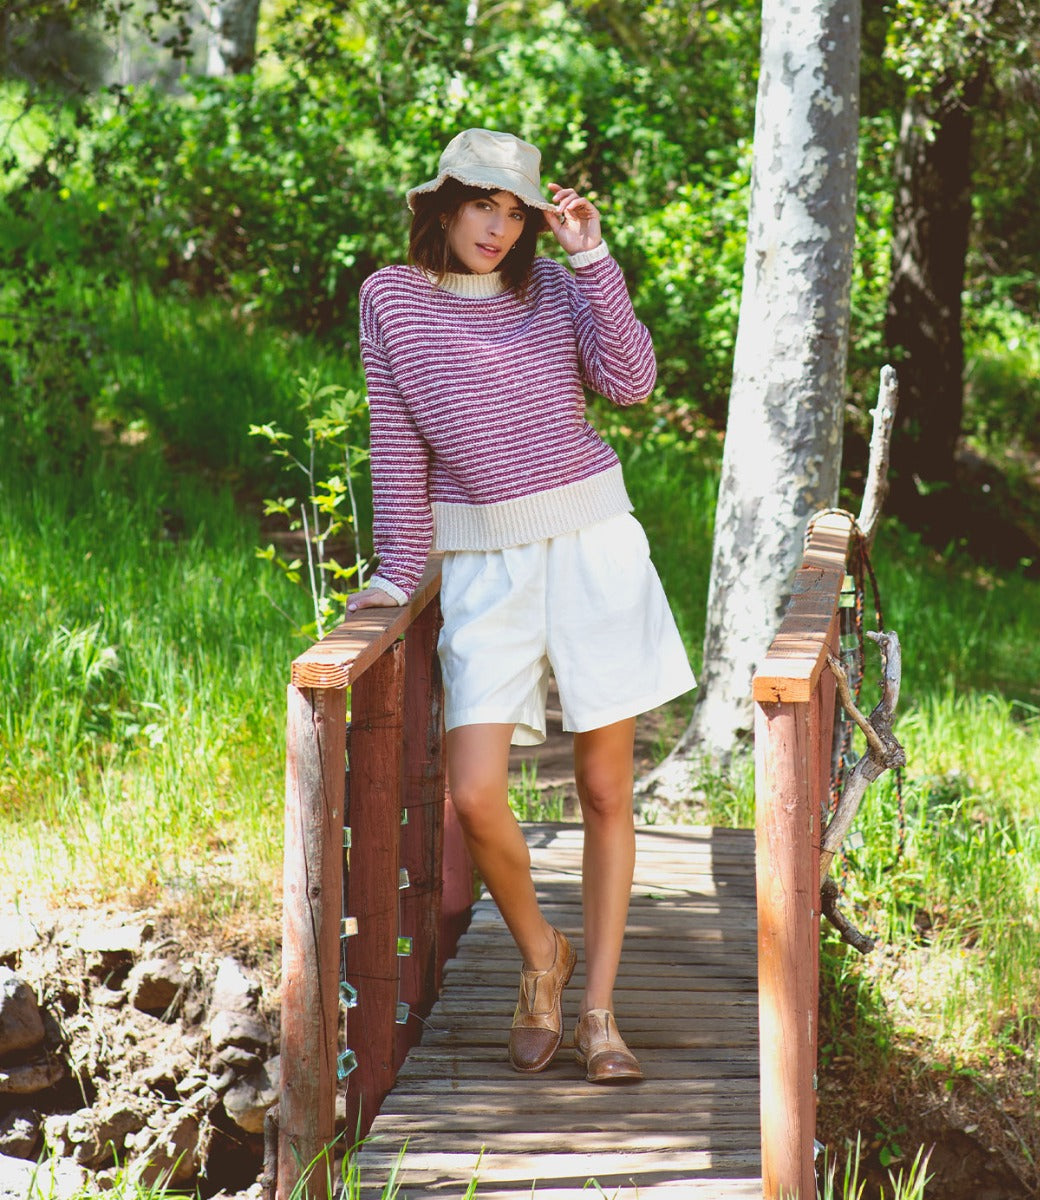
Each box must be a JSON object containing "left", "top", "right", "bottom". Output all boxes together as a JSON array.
[
  {"left": 574, "top": 1009, "right": 643, "bottom": 1084},
  {"left": 508, "top": 928, "right": 576, "bottom": 1073}
]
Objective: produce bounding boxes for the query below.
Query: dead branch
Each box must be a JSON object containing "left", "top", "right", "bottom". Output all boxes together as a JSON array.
[
  {"left": 821, "top": 877, "right": 875, "bottom": 953},
  {"left": 821, "top": 631, "right": 905, "bottom": 879},
  {"left": 857, "top": 366, "right": 899, "bottom": 551},
  {"left": 819, "top": 631, "right": 905, "bottom": 952}
]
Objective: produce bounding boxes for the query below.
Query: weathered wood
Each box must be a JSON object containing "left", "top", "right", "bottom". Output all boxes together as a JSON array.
[
  {"left": 291, "top": 560, "right": 441, "bottom": 689},
  {"left": 344, "top": 640, "right": 407, "bottom": 1141},
  {"left": 278, "top": 685, "right": 347, "bottom": 1200},
  {"left": 397, "top": 597, "right": 446, "bottom": 1066},
  {"left": 755, "top": 701, "right": 822, "bottom": 1200},
  {"left": 752, "top": 511, "right": 853, "bottom": 704},
  {"left": 360, "top": 825, "right": 761, "bottom": 1199}
]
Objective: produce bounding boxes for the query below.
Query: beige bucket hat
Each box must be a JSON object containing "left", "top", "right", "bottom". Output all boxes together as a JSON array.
[{"left": 406, "top": 128, "right": 555, "bottom": 217}]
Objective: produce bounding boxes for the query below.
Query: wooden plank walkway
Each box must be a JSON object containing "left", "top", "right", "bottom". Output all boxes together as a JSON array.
[{"left": 359, "top": 823, "right": 762, "bottom": 1199}]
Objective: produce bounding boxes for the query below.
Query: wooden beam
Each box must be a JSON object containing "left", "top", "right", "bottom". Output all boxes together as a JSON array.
[
  {"left": 752, "top": 512, "right": 852, "bottom": 704},
  {"left": 344, "top": 640, "right": 407, "bottom": 1140},
  {"left": 291, "top": 560, "right": 442, "bottom": 690},
  {"left": 397, "top": 596, "right": 447, "bottom": 1065},
  {"left": 755, "top": 698, "right": 820, "bottom": 1200},
  {"left": 278, "top": 685, "right": 347, "bottom": 1200}
]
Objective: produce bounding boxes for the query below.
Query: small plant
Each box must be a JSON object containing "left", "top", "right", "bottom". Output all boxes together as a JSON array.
[
  {"left": 508, "top": 762, "right": 567, "bottom": 822},
  {"left": 251, "top": 370, "right": 371, "bottom": 640},
  {"left": 818, "top": 1134, "right": 933, "bottom": 1199}
]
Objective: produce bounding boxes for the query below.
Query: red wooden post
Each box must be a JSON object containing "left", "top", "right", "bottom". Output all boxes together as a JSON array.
[
  {"left": 753, "top": 511, "right": 853, "bottom": 1200},
  {"left": 344, "top": 640, "right": 406, "bottom": 1141},
  {"left": 279, "top": 685, "right": 347, "bottom": 1200},
  {"left": 754, "top": 699, "right": 820, "bottom": 1200},
  {"left": 397, "top": 598, "right": 447, "bottom": 1065}
]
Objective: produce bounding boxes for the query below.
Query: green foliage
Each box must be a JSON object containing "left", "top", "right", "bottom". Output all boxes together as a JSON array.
[{"left": 252, "top": 371, "right": 372, "bottom": 639}]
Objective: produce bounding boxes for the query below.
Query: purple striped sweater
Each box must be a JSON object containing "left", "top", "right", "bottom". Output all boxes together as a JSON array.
[{"left": 359, "top": 245, "right": 656, "bottom": 601}]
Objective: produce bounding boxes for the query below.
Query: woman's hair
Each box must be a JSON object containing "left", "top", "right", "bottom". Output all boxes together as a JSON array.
[{"left": 408, "top": 179, "right": 543, "bottom": 295}]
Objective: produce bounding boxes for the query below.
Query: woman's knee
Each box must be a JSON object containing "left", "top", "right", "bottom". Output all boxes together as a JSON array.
[{"left": 576, "top": 766, "right": 633, "bottom": 821}]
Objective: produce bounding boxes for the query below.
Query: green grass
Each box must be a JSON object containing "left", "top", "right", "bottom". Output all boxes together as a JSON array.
[{"left": 0, "top": 443, "right": 309, "bottom": 931}]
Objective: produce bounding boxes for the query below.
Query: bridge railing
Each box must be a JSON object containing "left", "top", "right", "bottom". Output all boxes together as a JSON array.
[
  {"left": 752, "top": 510, "right": 854, "bottom": 1200},
  {"left": 276, "top": 558, "right": 472, "bottom": 1200}
]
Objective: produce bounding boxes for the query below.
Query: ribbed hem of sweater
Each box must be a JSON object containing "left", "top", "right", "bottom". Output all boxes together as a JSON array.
[
  {"left": 432, "top": 464, "right": 632, "bottom": 552},
  {"left": 566, "top": 239, "right": 610, "bottom": 269},
  {"left": 369, "top": 576, "right": 409, "bottom": 605}
]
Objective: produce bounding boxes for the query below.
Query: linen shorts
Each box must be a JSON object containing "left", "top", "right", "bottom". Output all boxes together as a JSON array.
[{"left": 437, "top": 512, "right": 697, "bottom": 746}]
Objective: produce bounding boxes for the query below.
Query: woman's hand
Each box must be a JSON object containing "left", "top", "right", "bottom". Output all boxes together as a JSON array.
[
  {"left": 347, "top": 586, "right": 400, "bottom": 613},
  {"left": 546, "top": 183, "right": 602, "bottom": 256}
]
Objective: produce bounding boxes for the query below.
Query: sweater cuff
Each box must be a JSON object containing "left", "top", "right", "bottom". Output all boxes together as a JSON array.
[
  {"left": 567, "top": 240, "right": 611, "bottom": 269},
  {"left": 369, "top": 576, "right": 408, "bottom": 605}
]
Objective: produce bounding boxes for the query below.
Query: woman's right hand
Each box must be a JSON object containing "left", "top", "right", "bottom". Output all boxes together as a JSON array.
[{"left": 347, "top": 587, "right": 400, "bottom": 613}]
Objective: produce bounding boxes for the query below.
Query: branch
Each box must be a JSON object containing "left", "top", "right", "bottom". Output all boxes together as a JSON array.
[
  {"left": 820, "top": 631, "right": 906, "bottom": 882},
  {"left": 857, "top": 365, "right": 899, "bottom": 552}
]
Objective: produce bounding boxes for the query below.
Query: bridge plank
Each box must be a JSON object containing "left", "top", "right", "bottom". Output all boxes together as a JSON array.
[{"left": 357, "top": 824, "right": 761, "bottom": 1199}]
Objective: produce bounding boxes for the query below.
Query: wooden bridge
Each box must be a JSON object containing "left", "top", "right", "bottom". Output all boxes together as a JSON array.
[{"left": 273, "top": 512, "right": 851, "bottom": 1200}]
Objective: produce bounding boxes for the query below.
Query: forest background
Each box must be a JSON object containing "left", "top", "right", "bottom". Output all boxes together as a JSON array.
[{"left": 2, "top": 0, "right": 1040, "bottom": 1195}]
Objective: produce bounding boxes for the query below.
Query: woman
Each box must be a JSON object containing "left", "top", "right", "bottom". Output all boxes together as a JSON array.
[{"left": 348, "top": 128, "right": 695, "bottom": 1083}]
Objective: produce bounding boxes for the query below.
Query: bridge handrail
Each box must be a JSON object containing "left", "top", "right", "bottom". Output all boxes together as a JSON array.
[
  {"left": 277, "top": 556, "right": 471, "bottom": 1200},
  {"left": 752, "top": 510, "right": 855, "bottom": 1200}
]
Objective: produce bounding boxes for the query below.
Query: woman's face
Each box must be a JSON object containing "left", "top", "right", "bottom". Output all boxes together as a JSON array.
[{"left": 443, "top": 190, "right": 527, "bottom": 274}]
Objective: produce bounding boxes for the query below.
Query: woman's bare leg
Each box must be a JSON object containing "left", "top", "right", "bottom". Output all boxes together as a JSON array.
[
  {"left": 446, "top": 723, "right": 556, "bottom": 972},
  {"left": 573, "top": 717, "right": 638, "bottom": 1016}
]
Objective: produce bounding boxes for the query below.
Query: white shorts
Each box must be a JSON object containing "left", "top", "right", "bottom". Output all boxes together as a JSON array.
[{"left": 437, "top": 513, "right": 697, "bottom": 746}]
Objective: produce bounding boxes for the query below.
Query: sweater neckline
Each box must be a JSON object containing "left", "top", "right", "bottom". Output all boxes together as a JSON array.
[{"left": 422, "top": 268, "right": 510, "bottom": 299}]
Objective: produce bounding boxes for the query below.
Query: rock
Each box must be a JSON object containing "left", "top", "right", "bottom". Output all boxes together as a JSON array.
[
  {"left": 73, "top": 920, "right": 155, "bottom": 957},
  {"left": 73, "top": 920, "right": 155, "bottom": 983},
  {"left": 131, "top": 1109, "right": 200, "bottom": 1185},
  {"left": 212, "top": 957, "right": 261, "bottom": 1014},
  {"left": 0, "top": 1108, "right": 40, "bottom": 1159},
  {"left": 209, "top": 1009, "right": 272, "bottom": 1055},
  {"left": 223, "top": 1057, "right": 279, "bottom": 1135},
  {"left": 0, "top": 967, "right": 45, "bottom": 1055},
  {"left": 0, "top": 916, "right": 37, "bottom": 962},
  {"left": 213, "top": 1044, "right": 262, "bottom": 1072},
  {"left": 65, "top": 1101, "right": 147, "bottom": 1168},
  {"left": 92, "top": 983, "right": 127, "bottom": 1008},
  {"left": 0, "top": 1056, "right": 65, "bottom": 1095},
  {"left": 0, "top": 1151, "right": 86, "bottom": 1199},
  {"left": 127, "top": 957, "right": 190, "bottom": 1015}
]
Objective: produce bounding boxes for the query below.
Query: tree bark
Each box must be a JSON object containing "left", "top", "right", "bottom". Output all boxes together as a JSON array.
[
  {"left": 205, "top": 0, "right": 260, "bottom": 75},
  {"left": 886, "top": 76, "right": 983, "bottom": 500},
  {"left": 671, "top": 0, "right": 861, "bottom": 767}
]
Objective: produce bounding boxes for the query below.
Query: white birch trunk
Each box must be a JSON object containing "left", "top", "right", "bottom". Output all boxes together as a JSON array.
[{"left": 644, "top": 0, "right": 861, "bottom": 791}]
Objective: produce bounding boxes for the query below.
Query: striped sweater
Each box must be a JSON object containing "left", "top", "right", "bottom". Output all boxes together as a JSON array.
[{"left": 359, "top": 242, "right": 656, "bottom": 601}]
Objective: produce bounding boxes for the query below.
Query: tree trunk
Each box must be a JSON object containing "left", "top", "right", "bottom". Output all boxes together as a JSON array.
[
  {"left": 205, "top": 0, "right": 260, "bottom": 75},
  {"left": 643, "top": 0, "right": 861, "bottom": 783},
  {"left": 886, "top": 77, "right": 983, "bottom": 500}
]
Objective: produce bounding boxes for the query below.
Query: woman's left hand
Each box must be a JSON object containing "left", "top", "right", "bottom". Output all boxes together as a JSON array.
[{"left": 546, "top": 183, "right": 602, "bottom": 256}]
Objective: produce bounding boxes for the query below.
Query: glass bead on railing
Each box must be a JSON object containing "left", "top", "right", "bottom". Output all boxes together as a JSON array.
[
  {"left": 395, "top": 1001, "right": 409, "bottom": 1025},
  {"left": 336, "top": 1049, "right": 358, "bottom": 1081},
  {"left": 340, "top": 917, "right": 358, "bottom": 939},
  {"left": 339, "top": 981, "right": 358, "bottom": 1009},
  {"left": 396, "top": 936, "right": 413, "bottom": 956}
]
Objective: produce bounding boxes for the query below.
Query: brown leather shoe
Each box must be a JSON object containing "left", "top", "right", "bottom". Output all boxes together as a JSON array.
[
  {"left": 508, "top": 928, "right": 577, "bottom": 1073},
  {"left": 574, "top": 1009, "right": 644, "bottom": 1084}
]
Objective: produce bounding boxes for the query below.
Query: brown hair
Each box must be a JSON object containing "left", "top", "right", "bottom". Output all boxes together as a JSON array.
[{"left": 408, "top": 179, "right": 543, "bottom": 295}]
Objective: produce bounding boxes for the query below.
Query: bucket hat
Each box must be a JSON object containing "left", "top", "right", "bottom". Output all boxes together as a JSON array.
[{"left": 406, "top": 129, "right": 555, "bottom": 220}]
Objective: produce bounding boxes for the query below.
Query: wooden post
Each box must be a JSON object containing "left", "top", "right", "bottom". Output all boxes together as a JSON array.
[
  {"left": 344, "top": 640, "right": 406, "bottom": 1141},
  {"left": 752, "top": 511, "right": 852, "bottom": 1200},
  {"left": 279, "top": 685, "right": 347, "bottom": 1200},
  {"left": 755, "top": 699, "right": 820, "bottom": 1200},
  {"left": 397, "top": 598, "right": 446, "bottom": 1065}
]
